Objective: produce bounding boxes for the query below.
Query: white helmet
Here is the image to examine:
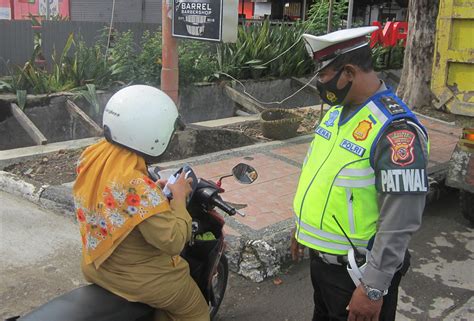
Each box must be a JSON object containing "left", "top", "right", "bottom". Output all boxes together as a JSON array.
[{"left": 103, "top": 85, "right": 184, "bottom": 157}]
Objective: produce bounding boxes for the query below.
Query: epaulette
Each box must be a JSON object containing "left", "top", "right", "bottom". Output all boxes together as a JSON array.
[{"left": 379, "top": 95, "right": 406, "bottom": 115}]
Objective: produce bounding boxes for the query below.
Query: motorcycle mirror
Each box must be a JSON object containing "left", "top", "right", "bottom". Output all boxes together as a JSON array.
[{"left": 232, "top": 163, "right": 258, "bottom": 184}]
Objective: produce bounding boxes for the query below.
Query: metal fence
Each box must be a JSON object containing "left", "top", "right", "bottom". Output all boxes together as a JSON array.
[
  {"left": 0, "top": 20, "right": 34, "bottom": 75},
  {"left": 0, "top": 21, "right": 161, "bottom": 75}
]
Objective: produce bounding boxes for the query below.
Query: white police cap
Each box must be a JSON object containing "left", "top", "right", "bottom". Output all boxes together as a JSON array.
[{"left": 303, "top": 26, "right": 379, "bottom": 71}]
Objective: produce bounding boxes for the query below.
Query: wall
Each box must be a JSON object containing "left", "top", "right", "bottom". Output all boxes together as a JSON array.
[
  {"left": 180, "top": 78, "right": 319, "bottom": 123},
  {"left": 0, "top": 0, "right": 11, "bottom": 19},
  {"left": 0, "top": 20, "right": 34, "bottom": 74},
  {"left": 253, "top": 2, "right": 271, "bottom": 19},
  {"left": 0, "top": 20, "right": 160, "bottom": 75},
  {"left": 70, "top": 0, "right": 161, "bottom": 23},
  {"left": 238, "top": 0, "right": 254, "bottom": 18},
  {"left": 6, "top": 0, "right": 70, "bottom": 20}
]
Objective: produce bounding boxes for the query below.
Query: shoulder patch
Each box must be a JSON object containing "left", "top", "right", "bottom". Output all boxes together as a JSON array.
[
  {"left": 380, "top": 96, "right": 405, "bottom": 115},
  {"left": 386, "top": 130, "right": 416, "bottom": 167},
  {"left": 374, "top": 126, "right": 428, "bottom": 194}
]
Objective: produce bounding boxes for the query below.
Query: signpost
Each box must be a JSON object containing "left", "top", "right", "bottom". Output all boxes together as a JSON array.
[
  {"left": 161, "top": 0, "right": 238, "bottom": 104},
  {"left": 172, "top": 0, "right": 237, "bottom": 42}
]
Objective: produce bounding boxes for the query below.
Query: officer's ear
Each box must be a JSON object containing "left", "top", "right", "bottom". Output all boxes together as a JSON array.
[{"left": 342, "top": 64, "right": 357, "bottom": 82}]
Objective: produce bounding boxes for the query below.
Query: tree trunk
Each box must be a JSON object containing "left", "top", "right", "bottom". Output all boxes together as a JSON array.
[{"left": 396, "top": 0, "right": 440, "bottom": 109}]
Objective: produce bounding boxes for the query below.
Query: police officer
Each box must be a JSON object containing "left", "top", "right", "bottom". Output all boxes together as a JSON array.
[{"left": 290, "top": 27, "right": 429, "bottom": 321}]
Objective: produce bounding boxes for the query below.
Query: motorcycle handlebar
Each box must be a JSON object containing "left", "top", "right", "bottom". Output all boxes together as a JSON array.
[{"left": 211, "top": 195, "right": 237, "bottom": 216}]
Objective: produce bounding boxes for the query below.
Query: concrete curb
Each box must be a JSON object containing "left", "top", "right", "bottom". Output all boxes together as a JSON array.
[
  {"left": 0, "top": 137, "right": 101, "bottom": 170},
  {"left": 0, "top": 171, "right": 45, "bottom": 203},
  {"left": 156, "top": 134, "right": 313, "bottom": 169},
  {"left": 0, "top": 171, "right": 75, "bottom": 217}
]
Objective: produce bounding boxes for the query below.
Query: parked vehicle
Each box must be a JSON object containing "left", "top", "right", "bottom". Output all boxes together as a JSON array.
[{"left": 445, "top": 129, "right": 474, "bottom": 226}]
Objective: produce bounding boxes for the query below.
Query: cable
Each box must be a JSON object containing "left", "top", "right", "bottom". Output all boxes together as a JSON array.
[
  {"left": 104, "top": 0, "right": 116, "bottom": 63},
  {"left": 217, "top": 4, "right": 325, "bottom": 106},
  {"left": 220, "top": 71, "right": 319, "bottom": 105}
]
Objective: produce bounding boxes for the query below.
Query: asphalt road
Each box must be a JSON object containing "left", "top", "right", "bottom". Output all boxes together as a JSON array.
[{"left": 1, "top": 190, "right": 473, "bottom": 321}]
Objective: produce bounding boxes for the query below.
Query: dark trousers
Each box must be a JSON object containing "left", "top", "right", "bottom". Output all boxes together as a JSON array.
[{"left": 310, "top": 250, "right": 403, "bottom": 321}]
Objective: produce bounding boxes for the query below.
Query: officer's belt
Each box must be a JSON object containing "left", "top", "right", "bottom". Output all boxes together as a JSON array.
[{"left": 311, "top": 249, "right": 348, "bottom": 266}]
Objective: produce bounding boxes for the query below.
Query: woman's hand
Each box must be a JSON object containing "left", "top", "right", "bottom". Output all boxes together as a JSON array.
[
  {"left": 156, "top": 179, "right": 167, "bottom": 189},
  {"left": 167, "top": 171, "right": 193, "bottom": 204}
]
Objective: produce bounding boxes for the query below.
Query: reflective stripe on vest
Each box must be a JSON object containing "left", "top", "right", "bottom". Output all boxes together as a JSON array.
[
  {"left": 339, "top": 168, "right": 374, "bottom": 177},
  {"left": 367, "top": 101, "right": 388, "bottom": 124},
  {"left": 334, "top": 177, "right": 376, "bottom": 188},
  {"left": 295, "top": 213, "right": 369, "bottom": 246},
  {"left": 297, "top": 230, "right": 355, "bottom": 252}
]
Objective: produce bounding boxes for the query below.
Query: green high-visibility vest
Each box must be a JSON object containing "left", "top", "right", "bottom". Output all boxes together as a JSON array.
[{"left": 293, "top": 91, "right": 426, "bottom": 255}]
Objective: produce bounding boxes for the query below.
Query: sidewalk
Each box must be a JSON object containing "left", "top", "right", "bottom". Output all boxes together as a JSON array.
[
  {"left": 0, "top": 114, "right": 463, "bottom": 282},
  {"left": 169, "top": 114, "right": 462, "bottom": 232},
  {"left": 158, "top": 114, "right": 462, "bottom": 281}
]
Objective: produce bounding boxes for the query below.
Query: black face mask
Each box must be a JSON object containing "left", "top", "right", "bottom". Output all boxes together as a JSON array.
[{"left": 316, "top": 68, "right": 352, "bottom": 106}]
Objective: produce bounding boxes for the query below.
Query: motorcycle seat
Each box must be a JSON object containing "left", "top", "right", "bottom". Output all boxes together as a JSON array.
[{"left": 17, "top": 284, "right": 153, "bottom": 321}]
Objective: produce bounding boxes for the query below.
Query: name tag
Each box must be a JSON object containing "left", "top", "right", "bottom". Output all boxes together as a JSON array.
[
  {"left": 380, "top": 169, "right": 428, "bottom": 193},
  {"left": 315, "top": 126, "right": 331, "bottom": 140},
  {"left": 340, "top": 139, "right": 366, "bottom": 157}
]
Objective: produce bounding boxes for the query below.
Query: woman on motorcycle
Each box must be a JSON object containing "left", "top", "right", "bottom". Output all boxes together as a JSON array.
[{"left": 73, "top": 85, "right": 210, "bottom": 321}]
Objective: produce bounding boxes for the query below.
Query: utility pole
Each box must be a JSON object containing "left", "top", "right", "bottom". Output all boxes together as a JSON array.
[
  {"left": 327, "top": 0, "right": 334, "bottom": 33},
  {"left": 347, "top": 0, "right": 354, "bottom": 28},
  {"left": 161, "top": 0, "right": 179, "bottom": 104}
]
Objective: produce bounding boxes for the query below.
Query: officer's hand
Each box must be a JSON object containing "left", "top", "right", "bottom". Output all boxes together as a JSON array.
[
  {"left": 347, "top": 284, "right": 383, "bottom": 321},
  {"left": 168, "top": 172, "right": 193, "bottom": 204},
  {"left": 290, "top": 228, "right": 305, "bottom": 262}
]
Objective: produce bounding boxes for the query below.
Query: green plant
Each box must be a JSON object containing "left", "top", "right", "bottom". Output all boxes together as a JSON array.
[
  {"left": 216, "top": 20, "right": 313, "bottom": 80},
  {"left": 28, "top": 14, "right": 44, "bottom": 62},
  {"left": 304, "top": 0, "right": 349, "bottom": 36},
  {"left": 76, "top": 84, "right": 101, "bottom": 117},
  {"left": 67, "top": 36, "right": 115, "bottom": 89},
  {"left": 388, "top": 41, "right": 405, "bottom": 69},
  {"left": 106, "top": 30, "right": 138, "bottom": 83},
  {"left": 135, "top": 30, "right": 163, "bottom": 86},
  {"left": 371, "top": 41, "right": 405, "bottom": 71},
  {"left": 0, "top": 79, "right": 12, "bottom": 93},
  {"left": 178, "top": 40, "right": 218, "bottom": 84},
  {"left": 16, "top": 90, "right": 27, "bottom": 110},
  {"left": 49, "top": 15, "right": 70, "bottom": 21}
]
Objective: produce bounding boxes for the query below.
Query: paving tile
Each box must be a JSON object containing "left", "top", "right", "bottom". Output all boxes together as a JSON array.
[
  {"left": 223, "top": 176, "right": 299, "bottom": 230},
  {"left": 421, "top": 119, "right": 462, "bottom": 138},
  {"left": 271, "top": 143, "right": 310, "bottom": 163},
  {"left": 188, "top": 118, "right": 462, "bottom": 234}
]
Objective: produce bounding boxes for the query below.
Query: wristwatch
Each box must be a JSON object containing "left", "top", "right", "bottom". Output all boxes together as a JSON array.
[{"left": 363, "top": 284, "right": 386, "bottom": 301}]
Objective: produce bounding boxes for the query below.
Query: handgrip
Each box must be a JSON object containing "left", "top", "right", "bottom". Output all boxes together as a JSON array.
[{"left": 211, "top": 195, "right": 237, "bottom": 216}]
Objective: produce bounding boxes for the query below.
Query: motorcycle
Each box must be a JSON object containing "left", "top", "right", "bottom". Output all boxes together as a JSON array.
[{"left": 7, "top": 163, "right": 258, "bottom": 321}]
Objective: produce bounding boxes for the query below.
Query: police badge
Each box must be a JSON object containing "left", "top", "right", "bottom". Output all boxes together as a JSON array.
[
  {"left": 386, "top": 130, "right": 416, "bottom": 166},
  {"left": 352, "top": 120, "right": 373, "bottom": 141}
]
